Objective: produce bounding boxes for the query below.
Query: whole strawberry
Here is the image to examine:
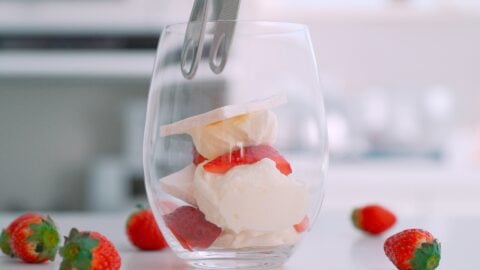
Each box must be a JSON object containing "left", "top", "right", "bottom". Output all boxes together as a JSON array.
[
  {"left": 384, "top": 228, "right": 441, "bottom": 270},
  {"left": 0, "top": 213, "right": 42, "bottom": 257},
  {"left": 10, "top": 215, "right": 60, "bottom": 263},
  {"left": 126, "top": 207, "right": 168, "bottom": 250},
  {"left": 352, "top": 204, "right": 396, "bottom": 235},
  {"left": 60, "top": 228, "right": 121, "bottom": 270}
]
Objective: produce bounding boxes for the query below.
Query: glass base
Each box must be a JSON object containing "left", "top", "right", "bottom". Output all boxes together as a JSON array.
[{"left": 178, "top": 245, "right": 294, "bottom": 270}]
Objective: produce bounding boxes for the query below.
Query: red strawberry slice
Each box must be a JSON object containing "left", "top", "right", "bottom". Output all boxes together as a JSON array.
[
  {"left": 294, "top": 216, "right": 309, "bottom": 233},
  {"left": 163, "top": 206, "right": 221, "bottom": 251},
  {"left": 193, "top": 147, "right": 207, "bottom": 165},
  {"left": 203, "top": 145, "right": 292, "bottom": 175}
]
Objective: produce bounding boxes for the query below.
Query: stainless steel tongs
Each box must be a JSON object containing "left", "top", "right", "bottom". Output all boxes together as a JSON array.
[{"left": 180, "top": 0, "right": 240, "bottom": 79}]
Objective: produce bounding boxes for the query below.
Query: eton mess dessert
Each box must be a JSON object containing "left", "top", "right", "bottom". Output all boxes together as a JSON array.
[{"left": 158, "top": 95, "right": 310, "bottom": 251}]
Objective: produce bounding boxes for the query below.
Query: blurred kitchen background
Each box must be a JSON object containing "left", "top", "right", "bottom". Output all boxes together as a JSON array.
[{"left": 1, "top": 0, "right": 479, "bottom": 213}]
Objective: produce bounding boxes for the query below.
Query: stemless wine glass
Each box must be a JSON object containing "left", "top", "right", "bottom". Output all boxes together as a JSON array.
[{"left": 143, "top": 21, "right": 328, "bottom": 269}]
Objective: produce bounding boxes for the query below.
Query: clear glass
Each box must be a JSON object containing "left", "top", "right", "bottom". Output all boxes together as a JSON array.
[{"left": 143, "top": 21, "right": 328, "bottom": 269}]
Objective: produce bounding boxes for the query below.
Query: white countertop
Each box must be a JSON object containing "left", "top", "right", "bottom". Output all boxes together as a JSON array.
[{"left": 0, "top": 208, "right": 477, "bottom": 269}]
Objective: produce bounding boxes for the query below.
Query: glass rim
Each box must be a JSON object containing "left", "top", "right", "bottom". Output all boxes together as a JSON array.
[{"left": 163, "top": 20, "right": 308, "bottom": 36}]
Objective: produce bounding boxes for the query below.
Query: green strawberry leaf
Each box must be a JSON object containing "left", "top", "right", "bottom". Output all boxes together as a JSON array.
[
  {"left": 60, "top": 228, "right": 100, "bottom": 270},
  {"left": 351, "top": 209, "right": 361, "bottom": 229},
  {"left": 27, "top": 218, "right": 60, "bottom": 261},
  {"left": 60, "top": 259, "right": 73, "bottom": 270},
  {"left": 0, "top": 229, "right": 13, "bottom": 257},
  {"left": 410, "top": 239, "right": 441, "bottom": 270}
]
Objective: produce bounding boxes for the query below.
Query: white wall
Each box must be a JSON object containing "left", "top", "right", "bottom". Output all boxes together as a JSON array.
[
  {"left": 250, "top": 5, "right": 480, "bottom": 124},
  {"left": 0, "top": 77, "right": 148, "bottom": 210}
]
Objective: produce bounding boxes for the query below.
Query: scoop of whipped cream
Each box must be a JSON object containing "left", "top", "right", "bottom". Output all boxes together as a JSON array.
[
  {"left": 193, "top": 158, "right": 309, "bottom": 233},
  {"left": 188, "top": 110, "right": 278, "bottom": 160},
  {"left": 212, "top": 228, "right": 300, "bottom": 249}
]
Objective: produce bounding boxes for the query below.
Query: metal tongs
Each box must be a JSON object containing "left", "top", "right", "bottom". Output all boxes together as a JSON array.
[{"left": 180, "top": 0, "right": 240, "bottom": 79}]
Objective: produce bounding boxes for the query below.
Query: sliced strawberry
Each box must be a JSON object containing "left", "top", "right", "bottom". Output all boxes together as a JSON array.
[
  {"left": 203, "top": 145, "right": 292, "bottom": 175},
  {"left": 294, "top": 216, "right": 309, "bottom": 233},
  {"left": 193, "top": 147, "right": 207, "bottom": 165},
  {"left": 163, "top": 206, "right": 221, "bottom": 251}
]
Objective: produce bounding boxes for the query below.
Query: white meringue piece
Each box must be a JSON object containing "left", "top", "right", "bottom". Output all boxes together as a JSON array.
[
  {"left": 159, "top": 164, "right": 196, "bottom": 206},
  {"left": 160, "top": 94, "right": 286, "bottom": 137}
]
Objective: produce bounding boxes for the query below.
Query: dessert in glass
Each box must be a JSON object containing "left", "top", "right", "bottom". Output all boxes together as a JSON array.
[{"left": 143, "top": 21, "right": 328, "bottom": 269}]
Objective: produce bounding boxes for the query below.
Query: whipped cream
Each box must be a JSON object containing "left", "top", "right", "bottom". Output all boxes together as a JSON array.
[
  {"left": 188, "top": 110, "right": 278, "bottom": 160},
  {"left": 193, "top": 158, "right": 309, "bottom": 233},
  {"left": 212, "top": 228, "right": 300, "bottom": 249}
]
